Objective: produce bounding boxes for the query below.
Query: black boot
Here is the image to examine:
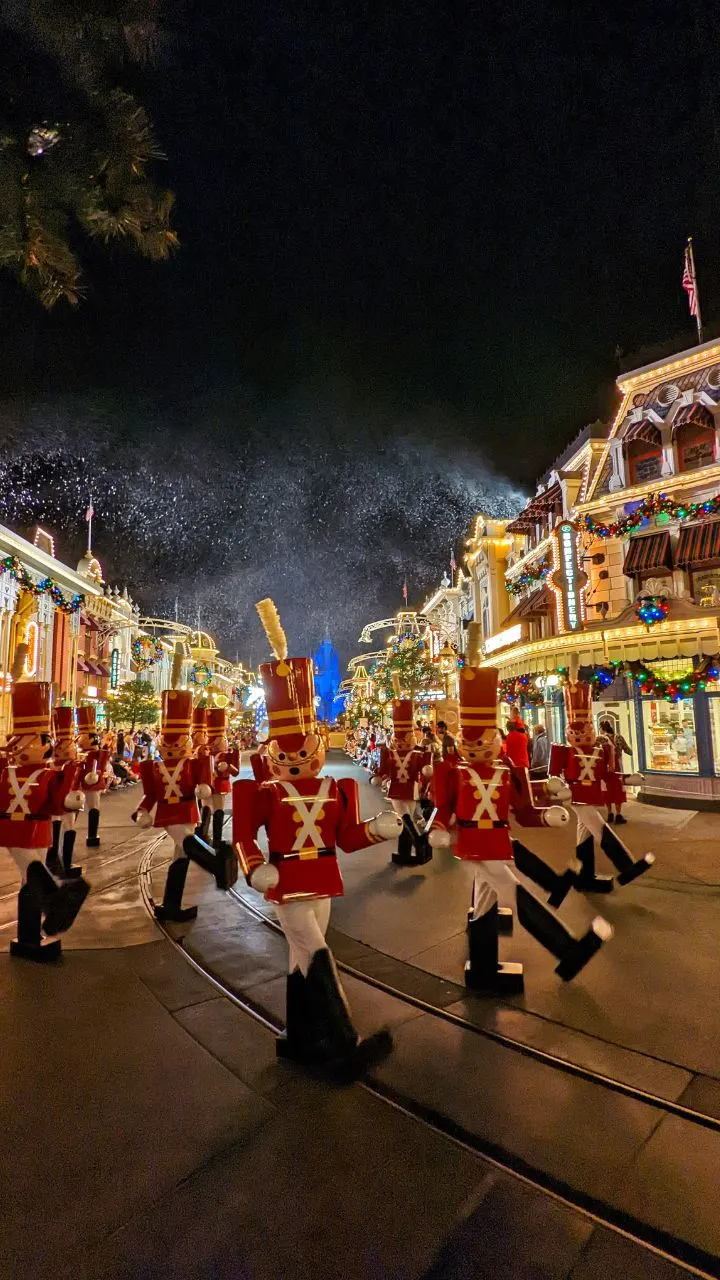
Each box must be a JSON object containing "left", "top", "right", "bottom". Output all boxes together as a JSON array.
[
  {"left": 600, "top": 824, "right": 655, "bottom": 886},
  {"left": 45, "top": 820, "right": 63, "bottom": 876},
  {"left": 276, "top": 970, "right": 318, "bottom": 1064},
  {"left": 465, "top": 880, "right": 523, "bottom": 993},
  {"left": 86, "top": 806, "right": 100, "bottom": 848},
  {"left": 183, "top": 833, "right": 238, "bottom": 891},
  {"left": 196, "top": 805, "right": 211, "bottom": 843},
  {"left": 391, "top": 820, "right": 416, "bottom": 866},
  {"left": 512, "top": 839, "right": 577, "bottom": 910},
  {"left": 154, "top": 857, "right": 198, "bottom": 923},
  {"left": 10, "top": 883, "right": 62, "bottom": 961},
  {"left": 515, "top": 883, "right": 612, "bottom": 981},
  {"left": 61, "top": 827, "right": 83, "bottom": 879},
  {"left": 25, "top": 860, "right": 90, "bottom": 937},
  {"left": 304, "top": 948, "right": 392, "bottom": 1080},
  {"left": 573, "top": 834, "right": 614, "bottom": 894},
  {"left": 212, "top": 807, "right": 225, "bottom": 850}
]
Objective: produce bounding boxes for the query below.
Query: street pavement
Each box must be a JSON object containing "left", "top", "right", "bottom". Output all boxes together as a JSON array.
[{"left": 0, "top": 763, "right": 717, "bottom": 1278}]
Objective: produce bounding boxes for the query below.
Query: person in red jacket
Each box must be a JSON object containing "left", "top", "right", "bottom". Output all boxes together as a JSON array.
[
  {"left": 77, "top": 705, "right": 111, "bottom": 848},
  {"left": 0, "top": 682, "right": 89, "bottom": 960},
  {"left": 544, "top": 667, "right": 653, "bottom": 898},
  {"left": 207, "top": 706, "right": 240, "bottom": 847},
  {"left": 133, "top": 689, "right": 236, "bottom": 921},
  {"left": 429, "top": 665, "right": 612, "bottom": 991},
  {"left": 233, "top": 599, "right": 402, "bottom": 1077},
  {"left": 504, "top": 715, "right": 530, "bottom": 769},
  {"left": 46, "top": 706, "right": 84, "bottom": 879},
  {"left": 372, "top": 698, "right": 432, "bottom": 865}
]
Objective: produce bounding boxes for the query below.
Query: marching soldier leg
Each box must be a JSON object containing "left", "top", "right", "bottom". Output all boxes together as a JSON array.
[
  {"left": 86, "top": 794, "right": 101, "bottom": 848},
  {"left": 61, "top": 816, "right": 83, "bottom": 879},
  {"left": 515, "top": 883, "right": 613, "bottom": 981},
  {"left": 183, "top": 831, "right": 238, "bottom": 891},
  {"left": 211, "top": 801, "right": 225, "bottom": 849},
  {"left": 465, "top": 872, "right": 523, "bottom": 993},
  {"left": 45, "top": 819, "right": 63, "bottom": 877},
  {"left": 8, "top": 852, "right": 89, "bottom": 947},
  {"left": 577, "top": 806, "right": 654, "bottom": 887},
  {"left": 390, "top": 800, "right": 416, "bottom": 865},
  {"left": 512, "top": 839, "right": 577, "bottom": 910},
  {"left": 467, "top": 868, "right": 513, "bottom": 934},
  {"left": 155, "top": 826, "right": 198, "bottom": 923},
  {"left": 8, "top": 851, "right": 62, "bottom": 961}
]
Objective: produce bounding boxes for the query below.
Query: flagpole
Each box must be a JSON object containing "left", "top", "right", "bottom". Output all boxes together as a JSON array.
[
  {"left": 688, "top": 237, "right": 704, "bottom": 345},
  {"left": 86, "top": 493, "right": 93, "bottom": 554}
]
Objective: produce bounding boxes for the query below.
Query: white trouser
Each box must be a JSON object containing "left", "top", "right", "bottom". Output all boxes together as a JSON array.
[
  {"left": 572, "top": 804, "right": 605, "bottom": 846},
  {"left": 210, "top": 795, "right": 226, "bottom": 813},
  {"left": 85, "top": 792, "right": 100, "bottom": 812},
  {"left": 167, "top": 822, "right": 195, "bottom": 861},
  {"left": 275, "top": 898, "right": 332, "bottom": 975},
  {"left": 7, "top": 848, "right": 47, "bottom": 882},
  {"left": 61, "top": 812, "right": 78, "bottom": 834},
  {"left": 390, "top": 798, "right": 415, "bottom": 819}
]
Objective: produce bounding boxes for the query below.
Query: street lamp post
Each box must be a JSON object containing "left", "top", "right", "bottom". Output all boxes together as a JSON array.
[{"left": 437, "top": 640, "right": 456, "bottom": 701}]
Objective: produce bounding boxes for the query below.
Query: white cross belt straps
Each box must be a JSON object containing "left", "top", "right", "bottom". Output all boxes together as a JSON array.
[
  {"left": 467, "top": 767, "right": 505, "bottom": 824},
  {"left": 158, "top": 759, "right": 186, "bottom": 800},
  {"left": 392, "top": 750, "right": 415, "bottom": 784},
  {"left": 6, "top": 767, "right": 44, "bottom": 815},
  {"left": 576, "top": 748, "right": 601, "bottom": 783},
  {"left": 280, "top": 778, "right": 335, "bottom": 851}
]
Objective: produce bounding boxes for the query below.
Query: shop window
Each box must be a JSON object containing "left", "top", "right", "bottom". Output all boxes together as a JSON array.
[
  {"left": 641, "top": 698, "right": 698, "bottom": 773},
  {"left": 674, "top": 419, "right": 715, "bottom": 472},
  {"left": 708, "top": 698, "right": 720, "bottom": 775},
  {"left": 624, "top": 427, "right": 663, "bottom": 486},
  {"left": 692, "top": 568, "right": 720, "bottom": 607}
]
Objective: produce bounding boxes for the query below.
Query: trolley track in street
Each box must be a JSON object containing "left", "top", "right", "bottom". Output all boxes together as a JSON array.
[{"left": 138, "top": 842, "right": 720, "bottom": 1280}]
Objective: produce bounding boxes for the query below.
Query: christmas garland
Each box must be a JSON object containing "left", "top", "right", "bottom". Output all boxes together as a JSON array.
[
  {"left": 0, "top": 555, "right": 84, "bottom": 614},
  {"left": 500, "top": 657, "right": 720, "bottom": 705},
  {"left": 505, "top": 556, "right": 551, "bottom": 596},
  {"left": 190, "top": 661, "right": 213, "bottom": 688},
  {"left": 132, "top": 635, "right": 163, "bottom": 670},
  {"left": 633, "top": 595, "right": 669, "bottom": 627},
  {"left": 583, "top": 490, "right": 720, "bottom": 539}
]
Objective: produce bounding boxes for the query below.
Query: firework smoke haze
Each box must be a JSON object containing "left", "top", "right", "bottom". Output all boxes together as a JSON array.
[{"left": 0, "top": 383, "right": 523, "bottom": 665}]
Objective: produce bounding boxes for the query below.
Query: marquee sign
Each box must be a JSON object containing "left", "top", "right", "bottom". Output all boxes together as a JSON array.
[
  {"left": 550, "top": 521, "right": 587, "bottom": 633},
  {"left": 110, "top": 648, "right": 119, "bottom": 690}
]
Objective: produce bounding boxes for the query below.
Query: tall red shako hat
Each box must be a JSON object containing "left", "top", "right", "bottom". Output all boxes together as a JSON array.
[
  {"left": 53, "top": 706, "right": 76, "bottom": 759},
  {"left": 391, "top": 699, "right": 414, "bottom": 740},
  {"left": 207, "top": 707, "right": 227, "bottom": 733},
  {"left": 160, "top": 689, "right": 193, "bottom": 745},
  {"left": 191, "top": 704, "right": 208, "bottom": 745},
  {"left": 256, "top": 598, "right": 316, "bottom": 751},
  {"left": 458, "top": 665, "right": 499, "bottom": 746},
  {"left": 563, "top": 657, "right": 593, "bottom": 734},
  {"left": 76, "top": 705, "right": 97, "bottom": 735},
  {"left": 11, "top": 681, "right": 52, "bottom": 739}
]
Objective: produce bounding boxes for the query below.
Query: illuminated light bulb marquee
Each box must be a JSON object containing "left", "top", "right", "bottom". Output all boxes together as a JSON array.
[{"left": 550, "top": 521, "right": 587, "bottom": 633}]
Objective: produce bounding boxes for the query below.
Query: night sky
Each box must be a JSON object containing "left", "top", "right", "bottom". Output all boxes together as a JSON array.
[{"left": 1, "top": 0, "right": 719, "bottom": 666}]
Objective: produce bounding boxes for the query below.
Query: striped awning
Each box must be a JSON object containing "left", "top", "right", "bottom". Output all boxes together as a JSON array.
[
  {"left": 675, "top": 520, "right": 720, "bottom": 567},
  {"left": 623, "top": 532, "right": 673, "bottom": 576},
  {"left": 671, "top": 403, "right": 714, "bottom": 432},
  {"left": 502, "top": 585, "right": 552, "bottom": 626}
]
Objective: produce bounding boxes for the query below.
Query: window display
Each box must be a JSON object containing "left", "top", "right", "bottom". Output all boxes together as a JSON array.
[
  {"left": 641, "top": 698, "right": 698, "bottom": 773},
  {"left": 708, "top": 698, "right": 720, "bottom": 776}
]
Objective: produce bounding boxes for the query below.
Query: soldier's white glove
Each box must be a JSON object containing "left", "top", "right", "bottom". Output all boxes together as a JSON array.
[
  {"left": 370, "top": 775, "right": 384, "bottom": 788},
  {"left": 625, "top": 772, "right": 643, "bottom": 786},
  {"left": 249, "top": 861, "right": 280, "bottom": 892},
  {"left": 368, "top": 810, "right": 403, "bottom": 839},
  {"left": 429, "top": 828, "right": 451, "bottom": 849},
  {"left": 217, "top": 761, "right": 228, "bottom": 773},
  {"left": 546, "top": 775, "right": 571, "bottom": 802},
  {"left": 421, "top": 764, "right": 433, "bottom": 778},
  {"left": 63, "top": 790, "right": 85, "bottom": 812},
  {"left": 542, "top": 805, "right": 569, "bottom": 828},
  {"left": 196, "top": 783, "right": 212, "bottom": 802},
  {"left": 84, "top": 771, "right": 99, "bottom": 786},
  {"left": 133, "top": 809, "right": 154, "bottom": 829}
]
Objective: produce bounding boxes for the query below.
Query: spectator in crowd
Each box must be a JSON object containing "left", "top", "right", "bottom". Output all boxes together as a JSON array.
[
  {"left": 530, "top": 722, "right": 550, "bottom": 777},
  {"left": 504, "top": 715, "right": 530, "bottom": 769}
]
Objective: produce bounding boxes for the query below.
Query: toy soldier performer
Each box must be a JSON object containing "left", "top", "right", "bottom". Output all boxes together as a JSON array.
[
  {"left": 372, "top": 698, "right": 432, "bottom": 865},
  {"left": 233, "top": 599, "right": 402, "bottom": 1078},
  {"left": 133, "top": 689, "right": 237, "bottom": 922},
  {"left": 0, "top": 683, "right": 89, "bottom": 960},
  {"left": 429, "top": 665, "right": 613, "bottom": 991},
  {"left": 541, "top": 664, "right": 654, "bottom": 904},
  {"left": 46, "top": 706, "right": 84, "bottom": 879},
  {"left": 77, "top": 705, "right": 111, "bottom": 848},
  {"left": 207, "top": 707, "right": 240, "bottom": 847}
]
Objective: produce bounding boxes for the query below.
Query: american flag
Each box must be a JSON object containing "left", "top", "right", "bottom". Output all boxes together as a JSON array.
[
  {"left": 683, "top": 242, "right": 698, "bottom": 318},
  {"left": 450, "top": 547, "right": 457, "bottom": 575},
  {"left": 402, "top": 577, "right": 408, "bottom": 603},
  {"left": 85, "top": 500, "right": 94, "bottom": 522}
]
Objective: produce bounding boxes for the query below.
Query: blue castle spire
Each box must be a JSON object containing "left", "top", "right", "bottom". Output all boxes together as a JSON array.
[{"left": 313, "top": 629, "right": 341, "bottom": 723}]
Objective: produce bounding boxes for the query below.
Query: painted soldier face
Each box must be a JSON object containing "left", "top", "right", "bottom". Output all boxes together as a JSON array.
[
  {"left": 54, "top": 737, "right": 78, "bottom": 763},
  {"left": 77, "top": 731, "right": 99, "bottom": 751},
  {"left": 161, "top": 733, "right": 191, "bottom": 761},
  {"left": 395, "top": 731, "right": 415, "bottom": 751},
  {"left": 567, "top": 720, "right": 595, "bottom": 749},
  {"left": 192, "top": 729, "right": 208, "bottom": 750},
  {"left": 266, "top": 733, "right": 326, "bottom": 779},
  {"left": 12, "top": 733, "right": 52, "bottom": 764},
  {"left": 210, "top": 733, "right": 228, "bottom": 754},
  {"left": 462, "top": 730, "right": 501, "bottom": 766}
]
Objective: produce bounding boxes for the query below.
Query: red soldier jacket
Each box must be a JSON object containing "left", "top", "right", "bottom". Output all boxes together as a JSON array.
[
  {"left": 0, "top": 762, "right": 76, "bottom": 849},
  {"left": 233, "top": 774, "right": 385, "bottom": 904},
  {"left": 49, "top": 760, "right": 82, "bottom": 819},
  {"left": 432, "top": 760, "right": 551, "bottom": 861},
  {"left": 137, "top": 757, "right": 205, "bottom": 828},
  {"left": 211, "top": 749, "right": 240, "bottom": 796},
  {"left": 80, "top": 748, "right": 111, "bottom": 794},
  {"left": 549, "top": 741, "right": 610, "bottom": 807},
  {"left": 377, "top": 745, "right": 429, "bottom": 801},
  {"left": 250, "top": 751, "right": 270, "bottom": 783}
]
